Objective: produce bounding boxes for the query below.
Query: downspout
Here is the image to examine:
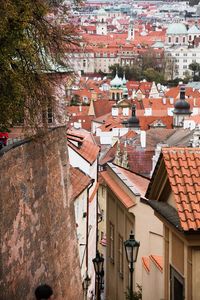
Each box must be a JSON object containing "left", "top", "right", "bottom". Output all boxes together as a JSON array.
[
  {"left": 96, "top": 153, "right": 100, "bottom": 253},
  {"left": 86, "top": 178, "right": 95, "bottom": 270}
]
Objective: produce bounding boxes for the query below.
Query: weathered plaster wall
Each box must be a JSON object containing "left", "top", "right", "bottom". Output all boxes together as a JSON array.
[{"left": 0, "top": 127, "right": 83, "bottom": 300}]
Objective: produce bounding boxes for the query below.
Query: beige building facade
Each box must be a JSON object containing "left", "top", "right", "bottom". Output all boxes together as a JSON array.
[
  {"left": 98, "top": 163, "right": 163, "bottom": 300},
  {"left": 147, "top": 147, "right": 200, "bottom": 300}
]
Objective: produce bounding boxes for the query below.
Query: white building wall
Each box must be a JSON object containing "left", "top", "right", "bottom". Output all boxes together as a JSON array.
[
  {"left": 165, "top": 46, "right": 200, "bottom": 79},
  {"left": 68, "top": 146, "right": 98, "bottom": 297},
  {"left": 68, "top": 147, "right": 91, "bottom": 174},
  {"left": 94, "top": 55, "right": 119, "bottom": 73},
  {"left": 74, "top": 190, "right": 88, "bottom": 279},
  {"left": 68, "top": 52, "right": 95, "bottom": 74}
]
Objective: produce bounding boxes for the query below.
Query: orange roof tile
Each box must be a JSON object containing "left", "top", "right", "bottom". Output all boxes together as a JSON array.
[
  {"left": 100, "top": 171, "right": 135, "bottom": 209},
  {"left": 70, "top": 166, "right": 91, "bottom": 200},
  {"left": 142, "top": 257, "right": 150, "bottom": 273},
  {"left": 162, "top": 147, "right": 200, "bottom": 231},
  {"left": 67, "top": 131, "right": 100, "bottom": 165},
  {"left": 149, "top": 255, "right": 163, "bottom": 272},
  {"left": 68, "top": 115, "right": 93, "bottom": 131},
  {"left": 165, "top": 86, "right": 200, "bottom": 100},
  {"left": 111, "top": 164, "right": 150, "bottom": 197},
  {"left": 67, "top": 106, "right": 89, "bottom": 116}
]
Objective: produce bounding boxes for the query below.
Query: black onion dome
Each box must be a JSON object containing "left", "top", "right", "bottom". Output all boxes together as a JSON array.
[
  {"left": 174, "top": 99, "right": 190, "bottom": 111},
  {"left": 174, "top": 85, "right": 191, "bottom": 114}
]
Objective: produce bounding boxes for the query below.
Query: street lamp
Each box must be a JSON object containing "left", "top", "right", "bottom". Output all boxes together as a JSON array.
[
  {"left": 92, "top": 251, "right": 104, "bottom": 300},
  {"left": 124, "top": 231, "right": 140, "bottom": 296},
  {"left": 83, "top": 273, "right": 91, "bottom": 300}
]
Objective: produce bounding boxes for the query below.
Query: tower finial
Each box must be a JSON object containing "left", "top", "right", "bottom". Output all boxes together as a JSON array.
[{"left": 132, "top": 104, "right": 136, "bottom": 117}]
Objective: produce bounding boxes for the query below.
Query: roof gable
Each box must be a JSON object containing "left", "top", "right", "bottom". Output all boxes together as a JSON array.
[{"left": 147, "top": 147, "right": 200, "bottom": 232}]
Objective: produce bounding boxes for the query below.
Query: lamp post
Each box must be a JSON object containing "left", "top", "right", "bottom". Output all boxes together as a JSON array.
[
  {"left": 92, "top": 251, "right": 104, "bottom": 300},
  {"left": 83, "top": 273, "right": 91, "bottom": 300},
  {"left": 124, "top": 231, "right": 140, "bottom": 296}
]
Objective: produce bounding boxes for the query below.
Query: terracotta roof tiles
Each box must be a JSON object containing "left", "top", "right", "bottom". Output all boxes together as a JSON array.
[
  {"left": 142, "top": 256, "right": 150, "bottom": 273},
  {"left": 162, "top": 147, "right": 200, "bottom": 231},
  {"left": 149, "top": 255, "right": 163, "bottom": 272},
  {"left": 67, "top": 131, "right": 99, "bottom": 165},
  {"left": 100, "top": 171, "right": 135, "bottom": 209},
  {"left": 70, "top": 166, "right": 91, "bottom": 200},
  {"left": 110, "top": 164, "right": 150, "bottom": 197},
  {"left": 142, "top": 255, "right": 163, "bottom": 273}
]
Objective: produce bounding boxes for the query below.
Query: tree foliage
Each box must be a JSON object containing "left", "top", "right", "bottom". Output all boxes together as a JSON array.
[
  {"left": 125, "top": 284, "right": 142, "bottom": 300},
  {"left": 143, "top": 68, "right": 165, "bottom": 83},
  {"left": 109, "top": 61, "right": 164, "bottom": 83},
  {"left": 189, "top": 62, "right": 200, "bottom": 81},
  {"left": 0, "top": 0, "right": 79, "bottom": 131}
]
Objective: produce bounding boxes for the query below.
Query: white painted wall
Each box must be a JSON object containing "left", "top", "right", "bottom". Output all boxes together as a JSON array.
[
  {"left": 74, "top": 190, "right": 88, "bottom": 280},
  {"left": 165, "top": 46, "right": 200, "bottom": 79},
  {"left": 68, "top": 145, "right": 98, "bottom": 297}
]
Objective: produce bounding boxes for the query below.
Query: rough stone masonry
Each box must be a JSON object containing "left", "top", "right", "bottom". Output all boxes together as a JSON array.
[{"left": 0, "top": 127, "right": 83, "bottom": 299}]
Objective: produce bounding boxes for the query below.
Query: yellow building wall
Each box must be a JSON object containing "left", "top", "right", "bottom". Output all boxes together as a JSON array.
[
  {"left": 106, "top": 190, "right": 134, "bottom": 300},
  {"left": 192, "top": 249, "right": 200, "bottom": 300},
  {"left": 171, "top": 232, "right": 184, "bottom": 275}
]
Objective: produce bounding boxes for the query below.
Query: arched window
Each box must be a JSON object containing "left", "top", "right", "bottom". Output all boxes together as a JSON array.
[
  {"left": 183, "top": 37, "right": 185, "bottom": 43},
  {"left": 168, "top": 36, "right": 171, "bottom": 43},
  {"left": 175, "top": 37, "right": 179, "bottom": 43}
]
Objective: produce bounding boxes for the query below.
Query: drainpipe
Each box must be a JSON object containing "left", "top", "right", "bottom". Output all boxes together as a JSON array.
[
  {"left": 96, "top": 153, "right": 100, "bottom": 253},
  {"left": 86, "top": 178, "right": 95, "bottom": 270}
]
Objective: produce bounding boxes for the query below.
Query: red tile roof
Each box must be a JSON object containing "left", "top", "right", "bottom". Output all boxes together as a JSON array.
[
  {"left": 165, "top": 86, "right": 200, "bottom": 100},
  {"left": 100, "top": 129, "right": 175, "bottom": 177},
  {"left": 93, "top": 100, "right": 115, "bottom": 118},
  {"left": 100, "top": 171, "right": 135, "bottom": 209},
  {"left": 69, "top": 166, "right": 91, "bottom": 200},
  {"left": 162, "top": 147, "right": 200, "bottom": 231},
  {"left": 67, "top": 106, "right": 89, "bottom": 116},
  {"left": 68, "top": 115, "right": 94, "bottom": 131},
  {"left": 67, "top": 131, "right": 100, "bottom": 165},
  {"left": 112, "top": 164, "right": 150, "bottom": 197}
]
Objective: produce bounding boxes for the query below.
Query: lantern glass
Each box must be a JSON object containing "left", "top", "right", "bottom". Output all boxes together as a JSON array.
[
  {"left": 124, "top": 232, "right": 140, "bottom": 265},
  {"left": 93, "top": 251, "right": 104, "bottom": 276}
]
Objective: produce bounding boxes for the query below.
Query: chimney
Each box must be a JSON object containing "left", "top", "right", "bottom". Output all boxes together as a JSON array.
[
  {"left": 140, "top": 131, "right": 146, "bottom": 148},
  {"left": 112, "top": 106, "right": 119, "bottom": 116}
]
